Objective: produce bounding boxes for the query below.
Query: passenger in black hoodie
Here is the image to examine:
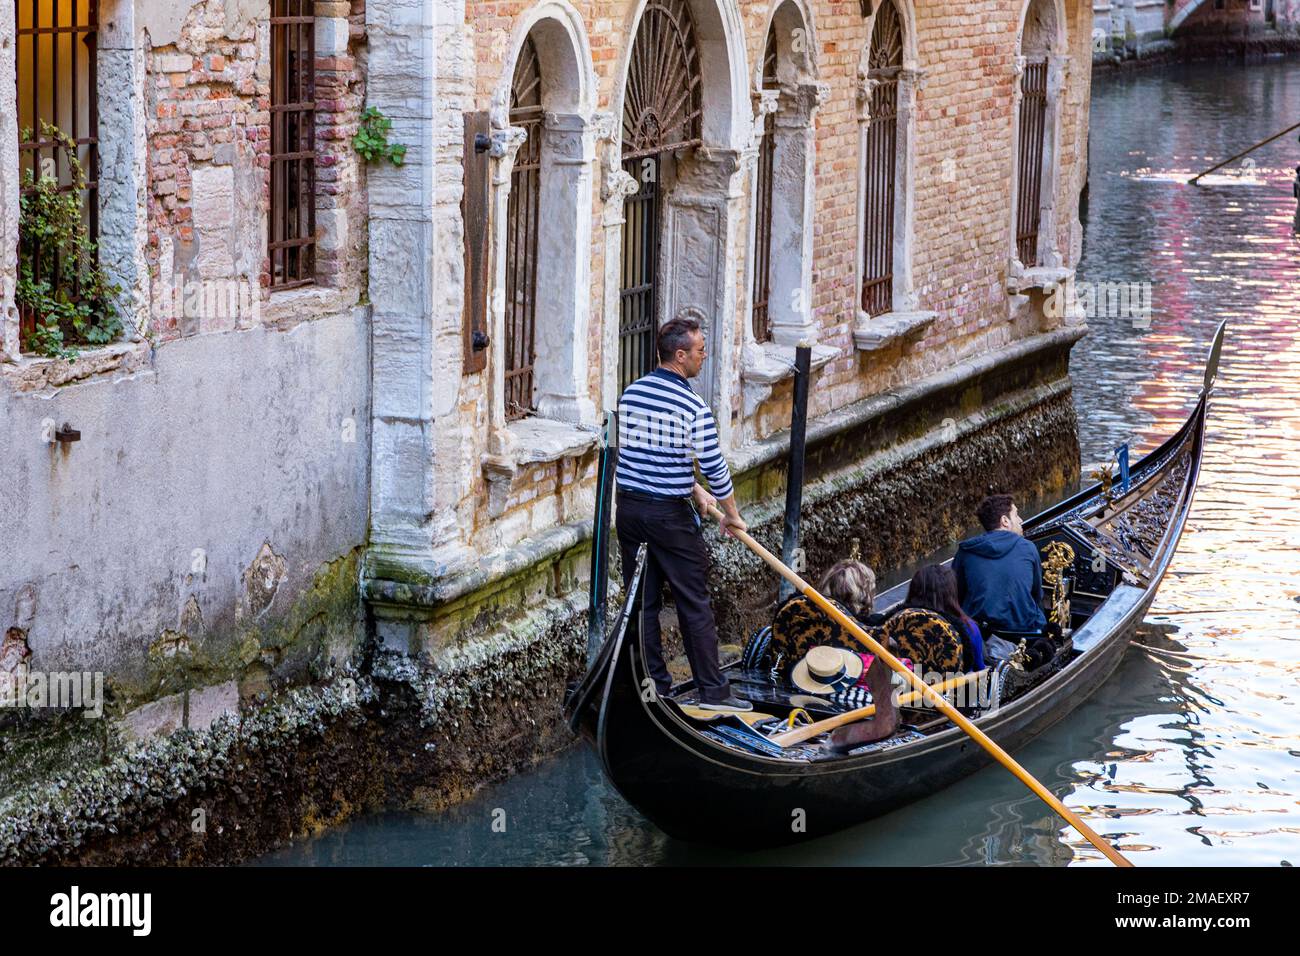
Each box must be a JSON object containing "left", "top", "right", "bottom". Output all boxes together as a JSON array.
[{"left": 952, "top": 494, "right": 1047, "bottom": 634}]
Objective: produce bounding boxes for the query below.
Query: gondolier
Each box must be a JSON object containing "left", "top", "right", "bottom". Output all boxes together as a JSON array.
[{"left": 616, "top": 316, "right": 752, "bottom": 714}]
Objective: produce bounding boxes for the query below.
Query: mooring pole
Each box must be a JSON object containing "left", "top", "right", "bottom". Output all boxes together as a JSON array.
[
  {"left": 779, "top": 344, "right": 812, "bottom": 602},
  {"left": 588, "top": 411, "right": 618, "bottom": 656},
  {"left": 1293, "top": 161, "right": 1300, "bottom": 234}
]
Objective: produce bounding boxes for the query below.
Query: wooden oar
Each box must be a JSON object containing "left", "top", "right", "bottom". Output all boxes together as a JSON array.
[
  {"left": 705, "top": 504, "right": 1133, "bottom": 868},
  {"left": 1188, "top": 119, "right": 1300, "bottom": 184},
  {"left": 771, "top": 669, "right": 986, "bottom": 747}
]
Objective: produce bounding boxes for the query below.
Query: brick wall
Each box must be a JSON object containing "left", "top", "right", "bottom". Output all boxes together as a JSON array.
[
  {"left": 439, "top": 0, "right": 1094, "bottom": 557},
  {"left": 144, "top": 0, "right": 368, "bottom": 342}
]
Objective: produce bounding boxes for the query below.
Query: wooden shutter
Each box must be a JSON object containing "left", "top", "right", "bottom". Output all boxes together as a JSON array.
[{"left": 462, "top": 111, "right": 491, "bottom": 374}]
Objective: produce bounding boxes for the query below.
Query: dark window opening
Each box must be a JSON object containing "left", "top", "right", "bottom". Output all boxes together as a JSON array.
[
  {"left": 15, "top": 0, "right": 100, "bottom": 344},
  {"left": 1015, "top": 58, "right": 1048, "bottom": 267},
  {"left": 504, "top": 36, "right": 542, "bottom": 422},
  {"left": 751, "top": 29, "right": 778, "bottom": 343},
  {"left": 269, "top": 0, "right": 316, "bottom": 289}
]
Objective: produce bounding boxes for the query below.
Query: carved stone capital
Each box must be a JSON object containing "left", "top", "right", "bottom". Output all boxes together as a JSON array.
[
  {"left": 488, "top": 126, "right": 528, "bottom": 187},
  {"left": 898, "top": 66, "right": 925, "bottom": 89},
  {"left": 601, "top": 167, "right": 639, "bottom": 204},
  {"left": 591, "top": 110, "right": 618, "bottom": 144},
  {"left": 489, "top": 126, "right": 527, "bottom": 161},
  {"left": 782, "top": 81, "right": 829, "bottom": 126},
  {"left": 752, "top": 87, "right": 780, "bottom": 119},
  {"left": 694, "top": 146, "right": 744, "bottom": 181},
  {"left": 856, "top": 76, "right": 879, "bottom": 120}
]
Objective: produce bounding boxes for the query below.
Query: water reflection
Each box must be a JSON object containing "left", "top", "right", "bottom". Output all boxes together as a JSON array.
[{"left": 260, "top": 60, "right": 1300, "bottom": 867}]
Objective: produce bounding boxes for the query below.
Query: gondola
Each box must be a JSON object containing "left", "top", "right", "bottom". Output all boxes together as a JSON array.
[{"left": 565, "top": 322, "right": 1224, "bottom": 848}]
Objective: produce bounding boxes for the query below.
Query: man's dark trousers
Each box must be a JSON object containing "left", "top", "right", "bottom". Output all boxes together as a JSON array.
[{"left": 616, "top": 491, "right": 731, "bottom": 704}]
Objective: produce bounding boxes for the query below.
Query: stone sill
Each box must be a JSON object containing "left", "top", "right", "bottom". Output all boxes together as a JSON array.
[
  {"left": 481, "top": 416, "right": 600, "bottom": 516},
  {"left": 853, "top": 310, "right": 937, "bottom": 352},
  {"left": 364, "top": 519, "right": 592, "bottom": 612},
  {"left": 739, "top": 340, "right": 841, "bottom": 417},
  {"left": 1006, "top": 264, "right": 1073, "bottom": 295},
  {"left": 263, "top": 284, "right": 357, "bottom": 329},
  {"left": 484, "top": 416, "right": 599, "bottom": 474},
  {"left": 0, "top": 339, "right": 151, "bottom": 393},
  {"left": 741, "top": 340, "right": 840, "bottom": 386}
]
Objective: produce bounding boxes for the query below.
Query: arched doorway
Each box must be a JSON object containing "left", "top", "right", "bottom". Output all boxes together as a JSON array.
[{"left": 617, "top": 0, "right": 704, "bottom": 394}]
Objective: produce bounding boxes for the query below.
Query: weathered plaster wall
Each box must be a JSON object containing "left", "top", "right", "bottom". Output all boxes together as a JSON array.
[
  {"left": 0, "top": 311, "right": 372, "bottom": 710},
  {"left": 0, "top": 1, "right": 373, "bottom": 726}
]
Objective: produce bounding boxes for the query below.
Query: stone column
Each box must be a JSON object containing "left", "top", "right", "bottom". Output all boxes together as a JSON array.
[
  {"left": 482, "top": 124, "right": 527, "bottom": 468},
  {"left": 662, "top": 145, "right": 745, "bottom": 439},
  {"left": 892, "top": 68, "right": 923, "bottom": 312},
  {"left": 737, "top": 88, "right": 778, "bottom": 348},
  {"left": 1038, "top": 53, "right": 1070, "bottom": 270},
  {"left": 766, "top": 81, "right": 826, "bottom": 346},
  {"left": 365, "top": 0, "right": 442, "bottom": 579},
  {"left": 531, "top": 112, "right": 598, "bottom": 426},
  {"left": 596, "top": 113, "right": 639, "bottom": 414},
  {"left": 97, "top": 0, "right": 149, "bottom": 340}
]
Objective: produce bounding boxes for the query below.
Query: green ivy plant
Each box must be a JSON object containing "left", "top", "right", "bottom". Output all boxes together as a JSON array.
[
  {"left": 352, "top": 107, "right": 407, "bottom": 166},
  {"left": 16, "top": 122, "right": 122, "bottom": 359}
]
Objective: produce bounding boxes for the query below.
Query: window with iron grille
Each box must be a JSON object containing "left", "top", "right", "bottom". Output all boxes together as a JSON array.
[
  {"left": 861, "top": 0, "right": 902, "bottom": 318},
  {"left": 619, "top": 0, "right": 702, "bottom": 389},
  {"left": 269, "top": 0, "right": 316, "bottom": 289},
  {"left": 750, "top": 29, "right": 778, "bottom": 344},
  {"left": 1015, "top": 59, "right": 1048, "bottom": 267},
  {"left": 504, "top": 36, "right": 542, "bottom": 422},
  {"left": 14, "top": 0, "right": 100, "bottom": 343}
]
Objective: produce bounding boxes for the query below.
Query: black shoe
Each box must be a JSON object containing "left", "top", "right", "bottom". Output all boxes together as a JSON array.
[{"left": 697, "top": 695, "right": 753, "bottom": 714}]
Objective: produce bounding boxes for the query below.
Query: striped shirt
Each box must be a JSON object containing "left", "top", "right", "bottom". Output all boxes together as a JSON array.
[{"left": 616, "top": 368, "right": 734, "bottom": 500}]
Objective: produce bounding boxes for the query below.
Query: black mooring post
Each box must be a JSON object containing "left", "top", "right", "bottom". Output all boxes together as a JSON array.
[
  {"left": 779, "top": 344, "right": 812, "bottom": 602},
  {"left": 588, "top": 411, "right": 619, "bottom": 656},
  {"left": 1293, "top": 161, "right": 1300, "bottom": 234}
]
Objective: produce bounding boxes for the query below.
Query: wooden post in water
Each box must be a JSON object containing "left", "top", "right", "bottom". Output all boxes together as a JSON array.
[
  {"left": 779, "top": 344, "right": 812, "bottom": 602},
  {"left": 588, "top": 411, "right": 618, "bottom": 656}
]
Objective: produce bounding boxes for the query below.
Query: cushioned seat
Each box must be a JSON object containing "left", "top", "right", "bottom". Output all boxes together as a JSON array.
[{"left": 880, "top": 608, "right": 964, "bottom": 675}]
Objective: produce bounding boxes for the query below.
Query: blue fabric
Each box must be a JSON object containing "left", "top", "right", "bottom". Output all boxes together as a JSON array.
[
  {"left": 962, "top": 617, "right": 986, "bottom": 671},
  {"left": 952, "top": 530, "right": 1047, "bottom": 632}
]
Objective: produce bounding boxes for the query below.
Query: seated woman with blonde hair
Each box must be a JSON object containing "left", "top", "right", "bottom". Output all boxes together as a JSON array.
[{"left": 765, "top": 559, "right": 881, "bottom": 676}]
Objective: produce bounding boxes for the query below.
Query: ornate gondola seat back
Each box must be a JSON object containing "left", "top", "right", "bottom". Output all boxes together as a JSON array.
[
  {"left": 880, "top": 608, "right": 964, "bottom": 675},
  {"left": 769, "top": 594, "right": 879, "bottom": 674}
]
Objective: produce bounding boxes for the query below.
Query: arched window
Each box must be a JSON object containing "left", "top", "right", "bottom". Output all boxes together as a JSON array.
[
  {"left": 861, "top": 0, "right": 902, "bottom": 318},
  {"left": 618, "top": 0, "right": 703, "bottom": 392},
  {"left": 504, "top": 37, "right": 543, "bottom": 421},
  {"left": 1010, "top": 0, "right": 1065, "bottom": 275}
]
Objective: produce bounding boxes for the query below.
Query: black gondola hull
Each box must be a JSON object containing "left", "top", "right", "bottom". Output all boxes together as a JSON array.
[{"left": 568, "top": 326, "right": 1217, "bottom": 849}]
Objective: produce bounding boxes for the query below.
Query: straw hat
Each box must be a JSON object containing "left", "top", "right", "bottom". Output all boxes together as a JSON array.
[{"left": 790, "top": 646, "right": 864, "bottom": 695}]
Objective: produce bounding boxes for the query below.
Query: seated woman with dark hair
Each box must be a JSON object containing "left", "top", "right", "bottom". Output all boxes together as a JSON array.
[
  {"left": 881, "top": 564, "right": 985, "bottom": 674},
  {"left": 765, "top": 559, "right": 881, "bottom": 675}
]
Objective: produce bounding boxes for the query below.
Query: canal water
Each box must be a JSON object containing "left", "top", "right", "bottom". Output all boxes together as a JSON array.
[{"left": 260, "top": 60, "right": 1300, "bottom": 866}]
